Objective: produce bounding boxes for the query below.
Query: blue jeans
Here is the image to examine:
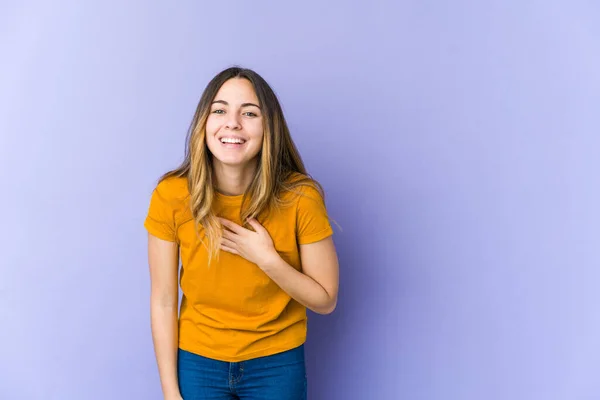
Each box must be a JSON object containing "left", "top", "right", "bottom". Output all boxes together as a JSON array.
[{"left": 177, "top": 344, "right": 307, "bottom": 399}]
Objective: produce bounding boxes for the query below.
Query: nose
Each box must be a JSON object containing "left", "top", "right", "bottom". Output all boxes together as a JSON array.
[{"left": 225, "top": 113, "right": 241, "bottom": 130}]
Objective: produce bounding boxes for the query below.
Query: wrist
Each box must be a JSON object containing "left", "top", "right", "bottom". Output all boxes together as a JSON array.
[
  {"left": 163, "top": 386, "right": 182, "bottom": 400},
  {"left": 259, "top": 250, "right": 282, "bottom": 272}
]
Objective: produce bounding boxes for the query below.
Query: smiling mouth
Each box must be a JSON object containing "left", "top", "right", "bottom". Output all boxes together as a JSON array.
[
  {"left": 219, "top": 137, "right": 246, "bottom": 144},
  {"left": 219, "top": 138, "right": 246, "bottom": 149}
]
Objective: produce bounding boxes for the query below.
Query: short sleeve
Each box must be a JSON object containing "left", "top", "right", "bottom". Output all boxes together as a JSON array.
[
  {"left": 296, "top": 185, "right": 334, "bottom": 245},
  {"left": 144, "top": 182, "right": 178, "bottom": 242}
]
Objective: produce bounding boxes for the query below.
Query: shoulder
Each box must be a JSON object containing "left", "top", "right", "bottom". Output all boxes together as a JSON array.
[
  {"left": 287, "top": 172, "right": 324, "bottom": 197},
  {"left": 151, "top": 175, "right": 190, "bottom": 210},
  {"left": 155, "top": 175, "right": 188, "bottom": 197},
  {"left": 284, "top": 174, "right": 333, "bottom": 243},
  {"left": 281, "top": 172, "right": 327, "bottom": 211}
]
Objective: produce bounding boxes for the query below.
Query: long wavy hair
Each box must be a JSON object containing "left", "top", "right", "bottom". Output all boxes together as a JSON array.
[{"left": 157, "top": 66, "right": 328, "bottom": 266}]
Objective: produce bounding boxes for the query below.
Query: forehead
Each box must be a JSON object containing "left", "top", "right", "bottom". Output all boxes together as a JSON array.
[{"left": 214, "top": 78, "right": 258, "bottom": 103}]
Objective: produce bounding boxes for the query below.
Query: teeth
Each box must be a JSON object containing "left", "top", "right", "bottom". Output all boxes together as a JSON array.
[{"left": 220, "top": 138, "right": 245, "bottom": 144}]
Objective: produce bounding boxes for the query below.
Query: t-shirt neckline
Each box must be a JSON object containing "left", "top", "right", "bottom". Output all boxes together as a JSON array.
[{"left": 215, "top": 191, "right": 245, "bottom": 206}]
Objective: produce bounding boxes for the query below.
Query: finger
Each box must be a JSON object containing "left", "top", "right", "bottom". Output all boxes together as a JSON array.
[
  {"left": 221, "top": 237, "right": 237, "bottom": 248},
  {"left": 218, "top": 217, "right": 246, "bottom": 235},
  {"left": 221, "top": 229, "right": 238, "bottom": 241},
  {"left": 220, "top": 244, "right": 239, "bottom": 255},
  {"left": 246, "top": 217, "right": 265, "bottom": 233}
]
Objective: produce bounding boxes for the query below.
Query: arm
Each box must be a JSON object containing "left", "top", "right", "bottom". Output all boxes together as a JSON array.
[
  {"left": 260, "top": 236, "right": 339, "bottom": 315},
  {"left": 147, "top": 233, "right": 182, "bottom": 400},
  {"left": 218, "top": 217, "right": 339, "bottom": 314}
]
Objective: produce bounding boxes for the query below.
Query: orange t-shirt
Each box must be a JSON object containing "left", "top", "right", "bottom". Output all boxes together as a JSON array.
[{"left": 143, "top": 174, "right": 334, "bottom": 362}]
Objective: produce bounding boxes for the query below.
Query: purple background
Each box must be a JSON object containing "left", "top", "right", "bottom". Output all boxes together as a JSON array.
[{"left": 2, "top": 1, "right": 599, "bottom": 399}]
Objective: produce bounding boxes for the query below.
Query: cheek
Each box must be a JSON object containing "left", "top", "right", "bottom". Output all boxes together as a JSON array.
[
  {"left": 247, "top": 129, "right": 264, "bottom": 154},
  {"left": 249, "top": 120, "right": 264, "bottom": 139},
  {"left": 249, "top": 130, "right": 264, "bottom": 149},
  {"left": 205, "top": 117, "right": 219, "bottom": 134},
  {"left": 250, "top": 138, "right": 263, "bottom": 153}
]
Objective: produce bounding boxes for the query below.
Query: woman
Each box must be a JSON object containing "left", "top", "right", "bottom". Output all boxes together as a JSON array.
[{"left": 144, "top": 66, "right": 339, "bottom": 400}]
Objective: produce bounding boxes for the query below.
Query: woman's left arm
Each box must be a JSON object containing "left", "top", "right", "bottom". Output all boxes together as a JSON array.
[
  {"left": 219, "top": 217, "right": 339, "bottom": 315},
  {"left": 261, "top": 236, "right": 339, "bottom": 315}
]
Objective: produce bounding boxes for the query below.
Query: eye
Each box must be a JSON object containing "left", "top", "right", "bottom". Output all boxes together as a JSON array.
[
  {"left": 244, "top": 112, "right": 258, "bottom": 117},
  {"left": 212, "top": 109, "right": 225, "bottom": 114}
]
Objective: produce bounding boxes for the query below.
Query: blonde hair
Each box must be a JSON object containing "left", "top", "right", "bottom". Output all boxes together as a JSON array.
[{"left": 157, "top": 66, "right": 328, "bottom": 266}]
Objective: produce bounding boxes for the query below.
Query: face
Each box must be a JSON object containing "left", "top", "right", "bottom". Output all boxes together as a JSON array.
[{"left": 205, "top": 78, "right": 264, "bottom": 168}]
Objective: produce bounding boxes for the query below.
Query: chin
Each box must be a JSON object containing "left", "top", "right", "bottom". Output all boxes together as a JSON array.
[{"left": 213, "top": 155, "right": 251, "bottom": 167}]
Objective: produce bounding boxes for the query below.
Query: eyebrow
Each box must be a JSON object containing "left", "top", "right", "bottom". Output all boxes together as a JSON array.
[{"left": 211, "top": 100, "right": 261, "bottom": 109}]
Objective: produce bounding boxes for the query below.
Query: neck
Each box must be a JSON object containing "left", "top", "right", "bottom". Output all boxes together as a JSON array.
[{"left": 212, "top": 159, "right": 258, "bottom": 196}]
